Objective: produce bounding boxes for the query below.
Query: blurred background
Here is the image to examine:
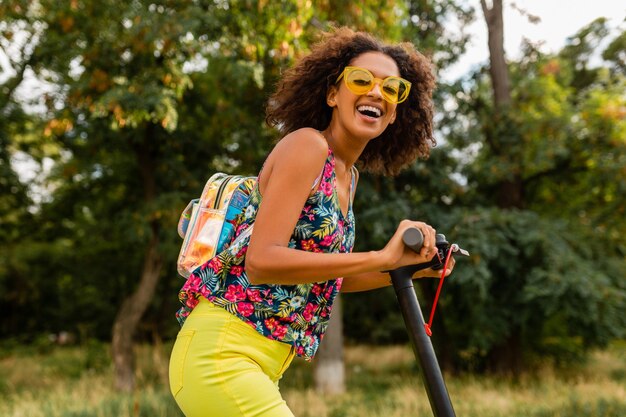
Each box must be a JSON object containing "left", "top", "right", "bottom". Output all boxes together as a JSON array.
[{"left": 1, "top": 1, "right": 625, "bottom": 416}]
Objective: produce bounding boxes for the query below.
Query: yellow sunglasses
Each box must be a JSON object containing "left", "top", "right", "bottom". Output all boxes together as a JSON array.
[{"left": 336, "top": 66, "right": 411, "bottom": 104}]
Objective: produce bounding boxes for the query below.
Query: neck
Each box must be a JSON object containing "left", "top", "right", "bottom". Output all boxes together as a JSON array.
[{"left": 322, "top": 124, "right": 365, "bottom": 169}]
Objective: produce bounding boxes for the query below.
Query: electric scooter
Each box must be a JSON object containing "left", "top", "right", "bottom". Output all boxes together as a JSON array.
[{"left": 388, "top": 228, "right": 469, "bottom": 417}]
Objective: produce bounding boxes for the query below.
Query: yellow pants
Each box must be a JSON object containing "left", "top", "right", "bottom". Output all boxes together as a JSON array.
[{"left": 169, "top": 298, "right": 296, "bottom": 417}]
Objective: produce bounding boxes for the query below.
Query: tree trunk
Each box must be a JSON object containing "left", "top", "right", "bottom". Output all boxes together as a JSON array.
[
  {"left": 111, "top": 231, "right": 163, "bottom": 391},
  {"left": 487, "top": 328, "right": 523, "bottom": 376},
  {"left": 496, "top": 177, "right": 524, "bottom": 209},
  {"left": 313, "top": 294, "right": 345, "bottom": 395},
  {"left": 481, "top": 0, "right": 511, "bottom": 107},
  {"left": 111, "top": 124, "right": 163, "bottom": 392},
  {"left": 481, "top": 1, "right": 524, "bottom": 208},
  {"left": 481, "top": 0, "right": 525, "bottom": 375}
]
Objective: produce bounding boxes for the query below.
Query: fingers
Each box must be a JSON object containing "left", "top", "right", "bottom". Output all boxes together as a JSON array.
[
  {"left": 443, "top": 257, "right": 456, "bottom": 276},
  {"left": 398, "top": 219, "right": 435, "bottom": 248},
  {"left": 411, "top": 257, "right": 456, "bottom": 279},
  {"left": 410, "top": 221, "right": 435, "bottom": 258},
  {"left": 393, "top": 219, "right": 439, "bottom": 269}
]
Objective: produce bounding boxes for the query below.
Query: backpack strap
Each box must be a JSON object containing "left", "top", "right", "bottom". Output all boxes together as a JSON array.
[{"left": 310, "top": 170, "right": 323, "bottom": 192}]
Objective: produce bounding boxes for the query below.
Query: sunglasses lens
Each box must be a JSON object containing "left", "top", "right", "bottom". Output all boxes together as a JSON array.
[
  {"left": 345, "top": 68, "right": 374, "bottom": 94},
  {"left": 383, "top": 78, "right": 410, "bottom": 104},
  {"left": 382, "top": 79, "right": 401, "bottom": 103}
]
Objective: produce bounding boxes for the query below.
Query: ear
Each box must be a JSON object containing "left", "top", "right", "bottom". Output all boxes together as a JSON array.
[
  {"left": 326, "top": 87, "right": 338, "bottom": 107},
  {"left": 389, "top": 110, "right": 397, "bottom": 124}
]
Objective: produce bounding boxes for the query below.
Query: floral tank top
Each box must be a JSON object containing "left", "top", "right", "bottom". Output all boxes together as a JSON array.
[{"left": 176, "top": 147, "right": 356, "bottom": 360}]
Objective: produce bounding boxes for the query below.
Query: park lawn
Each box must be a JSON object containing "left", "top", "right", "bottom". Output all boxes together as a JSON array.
[{"left": 0, "top": 341, "right": 624, "bottom": 417}]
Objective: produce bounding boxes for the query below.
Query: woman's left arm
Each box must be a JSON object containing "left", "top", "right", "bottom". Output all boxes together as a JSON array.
[{"left": 340, "top": 259, "right": 455, "bottom": 293}]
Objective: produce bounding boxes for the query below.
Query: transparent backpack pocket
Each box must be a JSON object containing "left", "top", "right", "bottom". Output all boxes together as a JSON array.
[
  {"left": 177, "top": 206, "right": 226, "bottom": 278},
  {"left": 177, "top": 199, "right": 198, "bottom": 239}
]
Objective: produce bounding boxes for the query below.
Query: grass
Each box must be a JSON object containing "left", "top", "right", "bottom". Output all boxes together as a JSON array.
[{"left": 0, "top": 341, "right": 624, "bottom": 417}]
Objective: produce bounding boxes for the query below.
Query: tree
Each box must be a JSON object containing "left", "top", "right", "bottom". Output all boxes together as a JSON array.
[
  {"left": 4, "top": 0, "right": 621, "bottom": 383},
  {"left": 479, "top": 0, "right": 525, "bottom": 373},
  {"left": 0, "top": 0, "right": 57, "bottom": 340},
  {"left": 3, "top": 0, "right": 337, "bottom": 392},
  {"left": 433, "top": 10, "right": 626, "bottom": 373},
  {"left": 4, "top": 0, "right": 228, "bottom": 391}
]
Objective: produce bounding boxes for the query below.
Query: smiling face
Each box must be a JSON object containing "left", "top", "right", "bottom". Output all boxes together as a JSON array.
[{"left": 327, "top": 51, "right": 400, "bottom": 140}]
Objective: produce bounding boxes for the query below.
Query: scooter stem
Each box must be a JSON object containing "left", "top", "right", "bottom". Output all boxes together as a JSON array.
[{"left": 390, "top": 268, "right": 456, "bottom": 417}]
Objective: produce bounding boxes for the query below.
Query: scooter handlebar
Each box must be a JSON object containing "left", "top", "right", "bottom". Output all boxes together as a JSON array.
[
  {"left": 402, "top": 228, "right": 470, "bottom": 262},
  {"left": 402, "top": 227, "right": 425, "bottom": 252}
]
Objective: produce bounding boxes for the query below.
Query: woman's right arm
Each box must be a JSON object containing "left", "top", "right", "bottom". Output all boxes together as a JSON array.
[{"left": 245, "top": 129, "right": 437, "bottom": 286}]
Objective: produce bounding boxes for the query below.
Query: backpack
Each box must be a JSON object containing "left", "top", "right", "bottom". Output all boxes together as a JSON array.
[{"left": 177, "top": 173, "right": 256, "bottom": 278}]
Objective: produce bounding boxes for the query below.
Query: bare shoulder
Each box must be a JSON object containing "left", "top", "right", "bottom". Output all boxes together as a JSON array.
[
  {"left": 273, "top": 128, "right": 328, "bottom": 159},
  {"left": 266, "top": 128, "right": 328, "bottom": 172},
  {"left": 260, "top": 128, "right": 329, "bottom": 192}
]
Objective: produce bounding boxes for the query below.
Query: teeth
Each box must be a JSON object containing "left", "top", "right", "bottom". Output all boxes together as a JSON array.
[{"left": 357, "top": 105, "right": 382, "bottom": 117}]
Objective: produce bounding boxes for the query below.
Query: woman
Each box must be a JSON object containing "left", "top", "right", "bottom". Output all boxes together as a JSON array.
[{"left": 170, "top": 27, "right": 454, "bottom": 417}]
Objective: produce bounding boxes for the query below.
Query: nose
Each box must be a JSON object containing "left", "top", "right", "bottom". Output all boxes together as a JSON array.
[{"left": 366, "top": 80, "right": 384, "bottom": 99}]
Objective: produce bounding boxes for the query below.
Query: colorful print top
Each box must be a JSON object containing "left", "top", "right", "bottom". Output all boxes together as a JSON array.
[{"left": 176, "top": 147, "right": 356, "bottom": 360}]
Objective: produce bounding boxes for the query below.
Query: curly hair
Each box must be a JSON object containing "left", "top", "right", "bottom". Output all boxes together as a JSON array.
[{"left": 266, "top": 27, "right": 436, "bottom": 176}]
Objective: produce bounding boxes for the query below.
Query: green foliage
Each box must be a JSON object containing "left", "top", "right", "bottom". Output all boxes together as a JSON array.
[
  {"left": 424, "top": 17, "right": 626, "bottom": 369},
  {"left": 1, "top": 0, "right": 624, "bottom": 375},
  {"left": 0, "top": 105, "right": 40, "bottom": 339},
  {"left": 404, "top": 0, "right": 474, "bottom": 68},
  {"left": 434, "top": 208, "right": 626, "bottom": 368},
  {"left": 1, "top": 0, "right": 473, "bottom": 340},
  {"left": 603, "top": 29, "right": 626, "bottom": 73}
]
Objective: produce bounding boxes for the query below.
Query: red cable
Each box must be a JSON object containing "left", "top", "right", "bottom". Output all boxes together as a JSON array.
[{"left": 424, "top": 247, "right": 455, "bottom": 337}]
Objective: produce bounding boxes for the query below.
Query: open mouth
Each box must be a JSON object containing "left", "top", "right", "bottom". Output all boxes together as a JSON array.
[{"left": 357, "top": 105, "right": 383, "bottom": 118}]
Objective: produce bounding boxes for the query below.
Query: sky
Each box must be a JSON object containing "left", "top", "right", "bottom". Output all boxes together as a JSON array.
[{"left": 442, "top": 0, "right": 626, "bottom": 81}]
